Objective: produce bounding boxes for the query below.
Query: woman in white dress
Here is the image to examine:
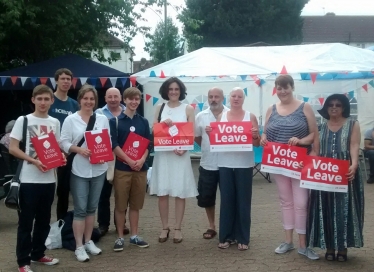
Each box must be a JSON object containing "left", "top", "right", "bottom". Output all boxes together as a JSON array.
[{"left": 150, "top": 77, "right": 197, "bottom": 243}]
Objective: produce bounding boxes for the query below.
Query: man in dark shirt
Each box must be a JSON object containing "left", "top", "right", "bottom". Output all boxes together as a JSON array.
[
  {"left": 49, "top": 68, "right": 79, "bottom": 220},
  {"left": 110, "top": 87, "right": 151, "bottom": 251}
]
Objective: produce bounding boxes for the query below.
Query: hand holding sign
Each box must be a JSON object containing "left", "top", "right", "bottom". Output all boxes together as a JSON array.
[{"left": 347, "top": 164, "right": 358, "bottom": 181}]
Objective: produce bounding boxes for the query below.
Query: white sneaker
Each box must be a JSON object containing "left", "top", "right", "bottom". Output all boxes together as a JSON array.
[
  {"left": 75, "top": 246, "right": 90, "bottom": 262},
  {"left": 85, "top": 240, "right": 102, "bottom": 255}
]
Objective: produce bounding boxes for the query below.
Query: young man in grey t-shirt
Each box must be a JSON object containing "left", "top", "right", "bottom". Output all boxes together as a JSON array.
[{"left": 364, "top": 128, "right": 374, "bottom": 184}]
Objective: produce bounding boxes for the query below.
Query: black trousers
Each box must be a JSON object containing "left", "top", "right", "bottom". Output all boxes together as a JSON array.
[
  {"left": 97, "top": 178, "right": 113, "bottom": 228},
  {"left": 56, "top": 165, "right": 69, "bottom": 220},
  {"left": 17, "top": 183, "right": 55, "bottom": 267}
]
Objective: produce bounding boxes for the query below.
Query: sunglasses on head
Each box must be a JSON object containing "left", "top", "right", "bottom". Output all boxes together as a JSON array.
[{"left": 328, "top": 103, "right": 342, "bottom": 108}]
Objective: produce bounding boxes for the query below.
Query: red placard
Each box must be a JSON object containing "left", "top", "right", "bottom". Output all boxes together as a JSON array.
[
  {"left": 209, "top": 121, "right": 253, "bottom": 152},
  {"left": 85, "top": 129, "right": 114, "bottom": 164},
  {"left": 260, "top": 142, "right": 307, "bottom": 179},
  {"left": 118, "top": 132, "right": 150, "bottom": 162},
  {"left": 153, "top": 122, "right": 194, "bottom": 151},
  {"left": 31, "top": 132, "right": 64, "bottom": 171},
  {"left": 300, "top": 156, "right": 349, "bottom": 193}
]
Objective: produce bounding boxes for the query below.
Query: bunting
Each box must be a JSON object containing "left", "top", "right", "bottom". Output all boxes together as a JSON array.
[
  {"left": 130, "top": 77, "right": 136, "bottom": 86},
  {"left": 50, "top": 78, "right": 56, "bottom": 89},
  {"left": 243, "top": 87, "right": 248, "bottom": 96},
  {"left": 310, "top": 73, "right": 318, "bottom": 84},
  {"left": 40, "top": 77, "right": 48, "bottom": 85},
  {"left": 250, "top": 75, "right": 261, "bottom": 86},
  {"left": 348, "top": 91, "right": 355, "bottom": 99},
  {"left": 369, "top": 79, "right": 374, "bottom": 88},
  {"left": 100, "top": 77, "right": 108, "bottom": 87},
  {"left": 30, "top": 77, "right": 37, "bottom": 85},
  {"left": 240, "top": 75, "right": 247, "bottom": 81},
  {"left": 363, "top": 84, "right": 368, "bottom": 92},
  {"left": 280, "top": 66, "right": 288, "bottom": 74},
  {"left": 72, "top": 78, "right": 78, "bottom": 89},
  {"left": 303, "top": 97, "right": 309, "bottom": 102},
  {"left": 190, "top": 103, "right": 196, "bottom": 109},
  {"left": 318, "top": 98, "right": 325, "bottom": 105},
  {"left": 80, "top": 77, "right": 88, "bottom": 85},
  {"left": 152, "top": 97, "right": 159, "bottom": 105},
  {"left": 146, "top": 94, "right": 151, "bottom": 102},
  {"left": 109, "top": 78, "right": 117, "bottom": 87},
  {"left": 121, "top": 78, "right": 128, "bottom": 87},
  {"left": 198, "top": 103, "right": 204, "bottom": 111},
  {"left": 259, "top": 79, "right": 266, "bottom": 86},
  {"left": 20, "top": 77, "right": 28, "bottom": 86},
  {"left": 0, "top": 77, "right": 7, "bottom": 86},
  {"left": 90, "top": 77, "right": 97, "bottom": 87},
  {"left": 150, "top": 71, "right": 156, "bottom": 77},
  {"left": 160, "top": 70, "right": 166, "bottom": 78},
  {"left": 11, "top": 76, "right": 18, "bottom": 85}
]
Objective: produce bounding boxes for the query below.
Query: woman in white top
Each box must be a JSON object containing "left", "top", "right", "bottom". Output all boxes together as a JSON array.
[
  {"left": 60, "top": 85, "right": 109, "bottom": 262},
  {"left": 212, "top": 87, "right": 260, "bottom": 251},
  {"left": 150, "top": 77, "right": 197, "bottom": 243}
]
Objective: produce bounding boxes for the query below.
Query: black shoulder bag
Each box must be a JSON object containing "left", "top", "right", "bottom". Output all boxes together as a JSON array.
[
  {"left": 59, "top": 114, "right": 96, "bottom": 191},
  {"left": 4, "top": 116, "right": 28, "bottom": 210},
  {"left": 149, "top": 103, "right": 166, "bottom": 153}
]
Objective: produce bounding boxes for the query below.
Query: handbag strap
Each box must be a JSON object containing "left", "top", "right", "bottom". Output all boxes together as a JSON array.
[
  {"left": 157, "top": 103, "right": 166, "bottom": 123},
  {"left": 77, "top": 113, "right": 96, "bottom": 148},
  {"left": 14, "top": 116, "right": 28, "bottom": 182}
]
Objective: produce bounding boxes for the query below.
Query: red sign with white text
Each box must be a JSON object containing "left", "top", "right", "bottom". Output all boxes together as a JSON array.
[
  {"left": 119, "top": 132, "right": 150, "bottom": 162},
  {"left": 153, "top": 122, "right": 194, "bottom": 151},
  {"left": 300, "top": 156, "right": 349, "bottom": 193},
  {"left": 261, "top": 142, "right": 307, "bottom": 179},
  {"left": 209, "top": 121, "right": 252, "bottom": 152},
  {"left": 85, "top": 129, "right": 114, "bottom": 164},
  {"left": 31, "top": 132, "right": 64, "bottom": 171}
]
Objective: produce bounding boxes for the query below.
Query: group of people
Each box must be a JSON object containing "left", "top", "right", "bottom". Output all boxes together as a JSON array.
[{"left": 5, "top": 70, "right": 365, "bottom": 272}]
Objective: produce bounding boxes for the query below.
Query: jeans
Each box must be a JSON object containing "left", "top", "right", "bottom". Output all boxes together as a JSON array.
[
  {"left": 16, "top": 183, "right": 55, "bottom": 267},
  {"left": 70, "top": 172, "right": 105, "bottom": 220},
  {"left": 97, "top": 178, "right": 113, "bottom": 228},
  {"left": 218, "top": 167, "right": 253, "bottom": 245},
  {"left": 364, "top": 150, "right": 374, "bottom": 177}
]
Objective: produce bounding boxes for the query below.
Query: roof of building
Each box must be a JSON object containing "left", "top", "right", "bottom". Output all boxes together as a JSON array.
[
  {"left": 103, "top": 33, "right": 135, "bottom": 55},
  {"left": 241, "top": 41, "right": 273, "bottom": 47},
  {"left": 302, "top": 15, "right": 374, "bottom": 44}
]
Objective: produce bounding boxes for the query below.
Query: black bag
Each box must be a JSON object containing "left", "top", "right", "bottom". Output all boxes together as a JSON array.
[
  {"left": 58, "top": 114, "right": 96, "bottom": 191},
  {"left": 149, "top": 103, "right": 165, "bottom": 154},
  {"left": 4, "top": 116, "right": 28, "bottom": 210}
]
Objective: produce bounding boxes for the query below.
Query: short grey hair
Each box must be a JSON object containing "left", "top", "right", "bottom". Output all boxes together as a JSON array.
[
  {"left": 208, "top": 87, "right": 224, "bottom": 97},
  {"left": 5, "top": 120, "right": 16, "bottom": 133},
  {"left": 230, "top": 87, "right": 245, "bottom": 96}
]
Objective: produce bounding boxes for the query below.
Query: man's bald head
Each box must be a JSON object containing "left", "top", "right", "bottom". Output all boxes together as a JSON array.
[{"left": 105, "top": 87, "right": 121, "bottom": 110}]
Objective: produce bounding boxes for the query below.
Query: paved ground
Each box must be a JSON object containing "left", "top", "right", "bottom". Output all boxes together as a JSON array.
[{"left": 1, "top": 160, "right": 373, "bottom": 272}]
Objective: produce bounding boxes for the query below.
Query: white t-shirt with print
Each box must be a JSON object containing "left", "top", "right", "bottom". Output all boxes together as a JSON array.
[{"left": 10, "top": 114, "right": 60, "bottom": 184}]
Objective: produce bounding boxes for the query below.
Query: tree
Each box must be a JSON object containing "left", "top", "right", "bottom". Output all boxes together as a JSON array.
[
  {"left": 179, "top": 0, "right": 309, "bottom": 52},
  {"left": 144, "top": 17, "right": 184, "bottom": 64},
  {"left": 0, "top": 0, "right": 164, "bottom": 70}
]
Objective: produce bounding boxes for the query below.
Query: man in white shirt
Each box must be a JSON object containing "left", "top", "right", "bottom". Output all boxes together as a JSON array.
[
  {"left": 95, "top": 88, "right": 128, "bottom": 236},
  {"left": 10, "top": 85, "right": 61, "bottom": 272},
  {"left": 364, "top": 127, "right": 374, "bottom": 184},
  {"left": 195, "top": 87, "right": 228, "bottom": 239}
]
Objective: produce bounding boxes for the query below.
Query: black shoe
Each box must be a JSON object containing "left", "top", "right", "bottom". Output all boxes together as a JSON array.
[
  {"left": 367, "top": 177, "right": 374, "bottom": 184},
  {"left": 97, "top": 226, "right": 109, "bottom": 236}
]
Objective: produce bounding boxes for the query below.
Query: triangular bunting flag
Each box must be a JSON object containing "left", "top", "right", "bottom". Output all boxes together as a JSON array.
[
  {"left": 369, "top": 80, "right": 374, "bottom": 88},
  {"left": 259, "top": 79, "right": 266, "bottom": 86},
  {"left": 20, "top": 77, "right": 28, "bottom": 86},
  {"left": 240, "top": 75, "right": 247, "bottom": 81},
  {"left": 223, "top": 97, "right": 226, "bottom": 105},
  {"left": 280, "top": 65, "right": 288, "bottom": 74},
  {"left": 272, "top": 87, "right": 277, "bottom": 96},
  {"left": 50, "top": 78, "right": 56, "bottom": 89},
  {"left": 0, "top": 77, "right": 7, "bottom": 86},
  {"left": 146, "top": 94, "right": 151, "bottom": 102},
  {"left": 318, "top": 98, "right": 325, "bottom": 105},
  {"left": 363, "top": 84, "right": 368, "bottom": 92},
  {"left": 303, "top": 97, "right": 309, "bottom": 102},
  {"left": 121, "top": 78, "right": 128, "bottom": 87},
  {"left": 90, "top": 77, "right": 98, "bottom": 87},
  {"left": 198, "top": 103, "right": 204, "bottom": 111},
  {"left": 152, "top": 97, "right": 159, "bottom": 105},
  {"left": 250, "top": 75, "right": 261, "bottom": 86},
  {"left": 243, "top": 88, "right": 248, "bottom": 96},
  {"left": 130, "top": 77, "right": 136, "bottom": 86},
  {"left": 72, "top": 78, "right": 78, "bottom": 89},
  {"left": 100, "top": 77, "right": 108, "bottom": 87},
  {"left": 230, "top": 75, "right": 237, "bottom": 80},
  {"left": 30, "top": 77, "right": 37, "bottom": 85},
  {"left": 190, "top": 103, "right": 196, "bottom": 109},
  {"left": 160, "top": 70, "right": 166, "bottom": 78},
  {"left": 271, "top": 72, "right": 278, "bottom": 76},
  {"left": 218, "top": 75, "right": 226, "bottom": 78},
  {"left": 150, "top": 71, "right": 156, "bottom": 77},
  {"left": 40, "top": 77, "right": 48, "bottom": 85},
  {"left": 348, "top": 91, "right": 355, "bottom": 99},
  {"left": 11, "top": 76, "right": 18, "bottom": 85},
  {"left": 109, "top": 77, "right": 117, "bottom": 87},
  {"left": 80, "top": 77, "right": 88, "bottom": 85},
  {"left": 310, "top": 73, "right": 318, "bottom": 84}
]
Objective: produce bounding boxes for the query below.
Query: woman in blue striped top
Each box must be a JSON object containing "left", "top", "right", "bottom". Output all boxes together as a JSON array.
[{"left": 261, "top": 75, "right": 319, "bottom": 260}]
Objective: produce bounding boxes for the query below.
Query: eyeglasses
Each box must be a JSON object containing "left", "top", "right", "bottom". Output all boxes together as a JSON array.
[{"left": 328, "top": 103, "right": 342, "bottom": 108}]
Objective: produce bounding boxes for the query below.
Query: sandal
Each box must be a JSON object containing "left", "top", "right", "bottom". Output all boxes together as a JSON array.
[
  {"left": 203, "top": 229, "right": 217, "bottom": 239},
  {"left": 158, "top": 228, "right": 170, "bottom": 243},
  {"left": 325, "top": 249, "right": 335, "bottom": 261},
  {"left": 218, "top": 242, "right": 230, "bottom": 249},
  {"left": 238, "top": 243, "right": 249, "bottom": 251},
  {"left": 337, "top": 251, "right": 348, "bottom": 262},
  {"left": 173, "top": 229, "right": 183, "bottom": 243}
]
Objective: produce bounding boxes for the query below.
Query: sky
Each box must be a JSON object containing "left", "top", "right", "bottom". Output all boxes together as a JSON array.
[{"left": 130, "top": 0, "right": 374, "bottom": 60}]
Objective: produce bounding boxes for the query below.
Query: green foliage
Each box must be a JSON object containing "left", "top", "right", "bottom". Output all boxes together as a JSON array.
[
  {"left": 144, "top": 17, "right": 184, "bottom": 64},
  {"left": 0, "top": 0, "right": 164, "bottom": 70},
  {"left": 179, "top": 0, "right": 309, "bottom": 52}
]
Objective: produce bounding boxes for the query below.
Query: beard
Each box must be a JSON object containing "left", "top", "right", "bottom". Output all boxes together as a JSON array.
[{"left": 209, "top": 103, "right": 222, "bottom": 110}]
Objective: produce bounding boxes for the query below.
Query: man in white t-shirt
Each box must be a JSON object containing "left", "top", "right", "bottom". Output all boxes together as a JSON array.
[
  {"left": 10, "top": 85, "right": 62, "bottom": 272},
  {"left": 195, "top": 87, "right": 228, "bottom": 239},
  {"left": 364, "top": 127, "right": 374, "bottom": 184}
]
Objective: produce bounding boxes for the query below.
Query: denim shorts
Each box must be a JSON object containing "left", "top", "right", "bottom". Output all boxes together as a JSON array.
[{"left": 196, "top": 166, "right": 220, "bottom": 208}]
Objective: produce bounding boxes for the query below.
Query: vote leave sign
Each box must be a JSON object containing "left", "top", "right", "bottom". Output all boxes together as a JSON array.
[
  {"left": 31, "top": 132, "right": 64, "bottom": 171},
  {"left": 85, "top": 129, "right": 114, "bottom": 164},
  {"left": 209, "top": 121, "right": 252, "bottom": 152},
  {"left": 261, "top": 142, "right": 307, "bottom": 179},
  {"left": 153, "top": 122, "right": 194, "bottom": 151},
  {"left": 300, "top": 156, "right": 349, "bottom": 193}
]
